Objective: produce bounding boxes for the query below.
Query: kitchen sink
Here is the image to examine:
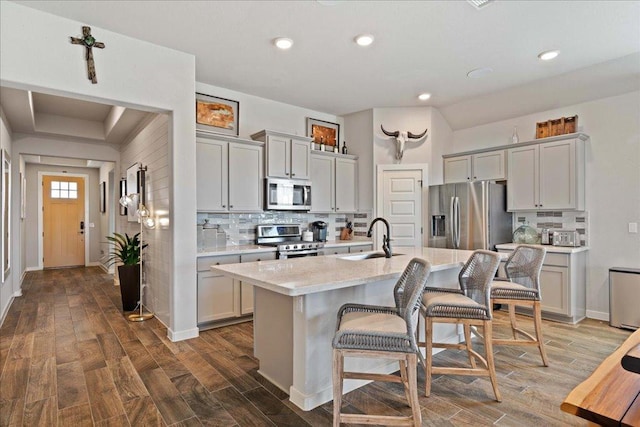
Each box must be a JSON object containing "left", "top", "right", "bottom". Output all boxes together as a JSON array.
[{"left": 339, "top": 252, "right": 404, "bottom": 261}]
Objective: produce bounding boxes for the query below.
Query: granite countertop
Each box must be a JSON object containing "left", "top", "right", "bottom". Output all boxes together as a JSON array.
[
  {"left": 197, "top": 239, "right": 373, "bottom": 257},
  {"left": 211, "top": 247, "right": 483, "bottom": 296},
  {"left": 496, "top": 243, "right": 589, "bottom": 254}
]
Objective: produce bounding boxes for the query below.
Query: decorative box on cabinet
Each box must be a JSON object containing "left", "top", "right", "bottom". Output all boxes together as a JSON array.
[
  {"left": 310, "top": 151, "right": 357, "bottom": 213},
  {"left": 251, "top": 129, "right": 311, "bottom": 180},
  {"left": 507, "top": 134, "right": 586, "bottom": 211},
  {"left": 443, "top": 150, "right": 506, "bottom": 183},
  {"left": 196, "top": 134, "right": 263, "bottom": 212}
]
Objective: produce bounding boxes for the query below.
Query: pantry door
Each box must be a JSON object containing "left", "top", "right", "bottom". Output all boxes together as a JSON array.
[
  {"left": 43, "top": 175, "right": 85, "bottom": 268},
  {"left": 376, "top": 164, "right": 428, "bottom": 248}
]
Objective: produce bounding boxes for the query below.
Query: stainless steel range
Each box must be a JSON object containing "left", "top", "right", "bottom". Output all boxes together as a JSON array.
[{"left": 256, "top": 224, "right": 325, "bottom": 259}]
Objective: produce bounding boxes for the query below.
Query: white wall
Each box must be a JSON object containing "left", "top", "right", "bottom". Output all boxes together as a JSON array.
[
  {"left": 1, "top": 2, "right": 196, "bottom": 340},
  {"left": 98, "top": 162, "right": 116, "bottom": 271},
  {"left": 119, "top": 114, "right": 171, "bottom": 324},
  {"left": 196, "top": 82, "right": 342, "bottom": 139},
  {"left": 0, "top": 109, "right": 16, "bottom": 325},
  {"left": 451, "top": 91, "right": 640, "bottom": 318}
]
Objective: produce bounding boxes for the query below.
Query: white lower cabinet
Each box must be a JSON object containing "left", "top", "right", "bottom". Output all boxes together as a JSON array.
[
  {"left": 197, "top": 252, "right": 277, "bottom": 327},
  {"left": 497, "top": 248, "right": 586, "bottom": 324},
  {"left": 325, "top": 246, "right": 350, "bottom": 255},
  {"left": 349, "top": 244, "right": 373, "bottom": 253}
]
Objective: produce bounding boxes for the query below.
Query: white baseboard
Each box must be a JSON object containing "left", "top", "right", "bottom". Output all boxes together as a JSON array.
[
  {"left": 25, "top": 266, "right": 41, "bottom": 272},
  {"left": 586, "top": 310, "right": 609, "bottom": 321},
  {"left": 0, "top": 296, "right": 14, "bottom": 326},
  {"left": 167, "top": 327, "right": 199, "bottom": 342}
]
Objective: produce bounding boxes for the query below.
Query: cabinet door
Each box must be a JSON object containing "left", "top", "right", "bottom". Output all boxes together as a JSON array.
[
  {"left": 444, "top": 156, "right": 471, "bottom": 183},
  {"left": 507, "top": 145, "right": 539, "bottom": 211},
  {"left": 197, "top": 271, "right": 239, "bottom": 323},
  {"left": 472, "top": 150, "right": 505, "bottom": 181},
  {"left": 539, "top": 265, "right": 569, "bottom": 316},
  {"left": 239, "top": 252, "right": 276, "bottom": 315},
  {"left": 539, "top": 140, "right": 576, "bottom": 210},
  {"left": 290, "top": 138, "right": 311, "bottom": 180},
  {"left": 310, "top": 155, "right": 334, "bottom": 212},
  {"left": 335, "top": 158, "right": 357, "bottom": 212},
  {"left": 266, "top": 135, "right": 289, "bottom": 178},
  {"left": 196, "top": 140, "right": 228, "bottom": 211},
  {"left": 228, "top": 143, "right": 263, "bottom": 212}
]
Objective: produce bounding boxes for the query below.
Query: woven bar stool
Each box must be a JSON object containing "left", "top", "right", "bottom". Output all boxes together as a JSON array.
[
  {"left": 332, "top": 258, "right": 432, "bottom": 427},
  {"left": 491, "top": 244, "right": 549, "bottom": 366},
  {"left": 419, "top": 250, "right": 502, "bottom": 401}
]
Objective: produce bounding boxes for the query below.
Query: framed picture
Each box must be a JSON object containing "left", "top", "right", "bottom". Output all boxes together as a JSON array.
[
  {"left": 100, "top": 181, "right": 106, "bottom": 213},
  {"left": 119, "top": 178, "right": 127, "bottom": 216},
  {"left": 307, "top": 118, "right": 340, "bottom": 147},
  {"left": 126, "top": 163, "right": 139, "bottom": 223},
  {"left": 196, "top": 93, "right": 239, "bottom": 136}
]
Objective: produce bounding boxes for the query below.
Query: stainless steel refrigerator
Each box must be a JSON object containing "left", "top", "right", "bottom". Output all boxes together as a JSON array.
[{"left": 428, "top": 181, "right": 512, "bottom": 250}]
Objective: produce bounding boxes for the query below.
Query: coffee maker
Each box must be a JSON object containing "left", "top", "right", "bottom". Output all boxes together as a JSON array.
[{"left": 312, "top": 221, "right": 328, "bottom": 242}]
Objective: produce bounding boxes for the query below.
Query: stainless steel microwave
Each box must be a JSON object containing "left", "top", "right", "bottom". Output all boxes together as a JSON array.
[{"left": 265, "top": 178, "right": 311, "bottom": 211}]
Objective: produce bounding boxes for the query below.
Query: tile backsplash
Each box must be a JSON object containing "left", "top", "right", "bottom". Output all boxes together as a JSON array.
[
  {"left": 197, "top": 211, "right": 371, "bottom": 245},
  {"left": 514, "top": 211, "right": 589, "bottom": 246}
]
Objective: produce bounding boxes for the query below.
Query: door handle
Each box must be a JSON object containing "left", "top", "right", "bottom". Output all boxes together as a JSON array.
[{"left": 80, "top": 221, "right": 85, "bottom": 234}]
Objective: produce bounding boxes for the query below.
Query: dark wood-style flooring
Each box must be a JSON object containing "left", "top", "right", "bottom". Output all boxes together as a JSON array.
[{"left": 0, "top": 267, "right": 631, "bottom": 426}]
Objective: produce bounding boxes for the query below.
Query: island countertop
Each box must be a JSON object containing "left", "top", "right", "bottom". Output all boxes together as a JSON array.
[{"left": 211, "top": 247, "right": 479, "bottom": 297}]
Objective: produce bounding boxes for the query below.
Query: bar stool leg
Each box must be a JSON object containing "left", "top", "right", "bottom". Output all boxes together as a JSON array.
[
  {"left": 399, "top": 359, "right": 413, "bottom": 405},
  {"left": 333, "top": 349, "right": 343, "bottom": 427},
  {"left": 533, "top": 301, "right": 549, "bottom": 366},
  {"left": 425, "top": 317, "right": 434, "bottom": 397},
  {"left": 463, "top": 323, "right": 477, "bottom": 369},
  {"left": 483, "top": 320, "right": 502, "bottom": 402},
  {"left": 508, "top": 304, "right": 518, "bottom": 340},
  {"left": 407, "top": 353, "right": 422, "bottom": 426}
]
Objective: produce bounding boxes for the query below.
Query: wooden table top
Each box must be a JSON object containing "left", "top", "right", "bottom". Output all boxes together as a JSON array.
[{"left": 562, "top": 328, "right": 640, "bottom": 427}]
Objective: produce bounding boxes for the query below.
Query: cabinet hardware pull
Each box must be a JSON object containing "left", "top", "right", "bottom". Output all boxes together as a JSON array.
[
  {"left": 222, "top": 205, "right": 226, "bottom": 208},
  {"left": 229, "top": 205, "right": 233, "bottom": 208},
  {"left": 291, "top": 173, "right": 296, "bottom": 176},
  {"left": 473, "top": 176, "right": 477, "bottom": 179},
  {"left": 215, "top": 262, "right": 220, "bottom": 265}
]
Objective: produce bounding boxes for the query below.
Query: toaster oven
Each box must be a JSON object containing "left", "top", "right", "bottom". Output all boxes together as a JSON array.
[{"left": 552, "top": 230, "right": 580, "bottom": 247}]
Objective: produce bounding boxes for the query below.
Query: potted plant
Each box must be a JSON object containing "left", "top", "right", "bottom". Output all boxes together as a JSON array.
[{"left": 106, "top": 232, "right": 147, "bottom": 311}]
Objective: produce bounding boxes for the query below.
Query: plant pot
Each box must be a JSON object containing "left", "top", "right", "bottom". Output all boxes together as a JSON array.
[{"left": 117, "top": 264, "right": 140, "bottom": 312}]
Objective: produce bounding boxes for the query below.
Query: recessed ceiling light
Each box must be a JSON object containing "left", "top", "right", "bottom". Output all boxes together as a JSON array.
[
  {"left": 354, "top": 34, "right": 374, "bottom": 47},
  {"left": 467, "top": 67, "right": 493, "bottom": 79},
  {"left": 538, "top": 50, "right": 560, "bottom": 61},
  {"left": 418, "top": 93, "right": 431, "bottom": 101},
  {"left": 273, "top": 38, "right": 293, "bottom": 50}
]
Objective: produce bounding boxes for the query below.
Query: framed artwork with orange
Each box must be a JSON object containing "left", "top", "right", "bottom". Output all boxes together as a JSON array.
[
  {"left": 196, "top": 93, "right": 239, "bottom": 136},
  {"left": 307, "top": 118, "right": 340, "bottom": 147}
]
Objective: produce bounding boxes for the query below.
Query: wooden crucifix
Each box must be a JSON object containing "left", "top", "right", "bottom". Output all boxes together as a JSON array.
[{"left": 70, "top": 26, "right": 105, "bottom": 84}]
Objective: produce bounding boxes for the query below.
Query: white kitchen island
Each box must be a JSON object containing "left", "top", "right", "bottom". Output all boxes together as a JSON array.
[{"left": 211, "top": 247, "right": 477, "bottom": 410}]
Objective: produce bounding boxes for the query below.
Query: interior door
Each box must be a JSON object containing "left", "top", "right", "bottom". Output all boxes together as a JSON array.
[
  {"left": 43, "top": 176, "right": 85, "bottom": 268},
  {"left": 380, "top": 169, "right": 423, "bottom": 247}
]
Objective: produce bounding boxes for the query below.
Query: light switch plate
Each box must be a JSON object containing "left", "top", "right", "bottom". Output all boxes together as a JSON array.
[
  {"left": 89, "top": 222, "right": 95, "bottom": 228},
  {"left": 629, "top": 222, "right": 638, "bottom": 233}
]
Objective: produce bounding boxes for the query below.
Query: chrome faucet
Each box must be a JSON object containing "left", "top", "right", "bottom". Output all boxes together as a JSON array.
[{"left": 367, "top": 217, "right": 392, "bottom": 258}]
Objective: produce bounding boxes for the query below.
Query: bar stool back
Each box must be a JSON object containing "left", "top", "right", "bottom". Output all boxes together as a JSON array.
[
  {"left": 420, "top": 250, "right": 502, "bottom": 401},
  {"left": 491, "top": 244, "right": 549, "bottom": 366},
  {"left": 332, "top": 258, "right": 432, "bottom": 427}
]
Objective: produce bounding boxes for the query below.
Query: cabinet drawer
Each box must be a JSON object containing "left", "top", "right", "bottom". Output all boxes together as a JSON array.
[
  {"left": 543, "top": 253, "right": 569, "bottom": 267},
  {"left": 325, "top": 246, "right": 350, "bottom": 255},
  {"left": 197, "top": 255, "right": 241, "bottom": 271},
  {"left": 349, "top": 244, "right": 373, "bottom": 253},
  {"left": 241, "top": 252, "right": 277, "bottom": 263}
]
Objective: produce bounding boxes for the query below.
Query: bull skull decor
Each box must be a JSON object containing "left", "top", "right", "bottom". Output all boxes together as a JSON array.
[{"left": 380, "top": 125, "right": 428, "bottom": 160}]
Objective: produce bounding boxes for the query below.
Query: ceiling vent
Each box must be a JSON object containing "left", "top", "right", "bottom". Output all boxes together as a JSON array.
[{"left": 467, "top": 0, "right": 495, "bottom": 9}]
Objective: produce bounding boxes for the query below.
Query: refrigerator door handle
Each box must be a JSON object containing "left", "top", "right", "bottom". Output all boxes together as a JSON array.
[
  {"left": 454, "top": 196, "right": 461, "bottom": 248},
  {"left": 450, "top": 196, "right": 456, "bottom": 248}
]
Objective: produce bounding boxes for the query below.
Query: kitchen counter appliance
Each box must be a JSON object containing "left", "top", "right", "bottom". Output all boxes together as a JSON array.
[
  {"left": 312, "top": 221, "right": 328, "bottom": 242},
  {"left": 256, "top": 224, "right": 324, "bottom": 259},
  {"left": 428, "top": 181, "right": 512, "bottom": 251},
  {"left": 265, "top": 178, "right": 312, "bottom": 211},
  {"left": 552, "top": 230, "right": 580, "bottom": 247}
]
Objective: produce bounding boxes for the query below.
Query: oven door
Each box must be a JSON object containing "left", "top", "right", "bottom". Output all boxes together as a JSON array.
[
  {"left": 278, "top": 249, "right": 319, "bottom": 259},
  {"left": 266, "top": 178, "right": 311, "bottom": 211}
]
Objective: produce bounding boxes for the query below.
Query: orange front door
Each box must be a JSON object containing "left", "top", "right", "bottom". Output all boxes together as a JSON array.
[{"left": 43, "top": 176, "right": 85, "bottom": 268}]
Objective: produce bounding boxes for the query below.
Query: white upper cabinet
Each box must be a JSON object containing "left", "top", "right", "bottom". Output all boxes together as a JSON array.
[
  {"left": 444, "top": 150, "right": 505, "bottom": 183},
  {"left": 507, "top": 136, "right": 585, "bottom": 211},
  {"left": 310, "top": 152, "right": 357, "bottom": 213},
  {"left": 251, "top": 130, "right": 311, "bottom": 180},
  {"left": 196, "top": 135, "right": 264, "bottom": 212}
]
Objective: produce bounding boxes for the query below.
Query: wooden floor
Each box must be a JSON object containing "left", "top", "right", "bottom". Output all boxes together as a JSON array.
[{"left": 0, "top": 267, "right": 632, "bottom": 426}]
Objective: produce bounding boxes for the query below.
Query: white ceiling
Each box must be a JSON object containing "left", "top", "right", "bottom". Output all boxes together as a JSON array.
[{"left": 6, "top": 0, "right": 640, "bottom": 131}]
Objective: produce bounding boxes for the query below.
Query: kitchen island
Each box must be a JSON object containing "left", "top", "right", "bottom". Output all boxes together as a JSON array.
[{"left": 212, "top": 247, "right": 478, "bottom": 410}]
